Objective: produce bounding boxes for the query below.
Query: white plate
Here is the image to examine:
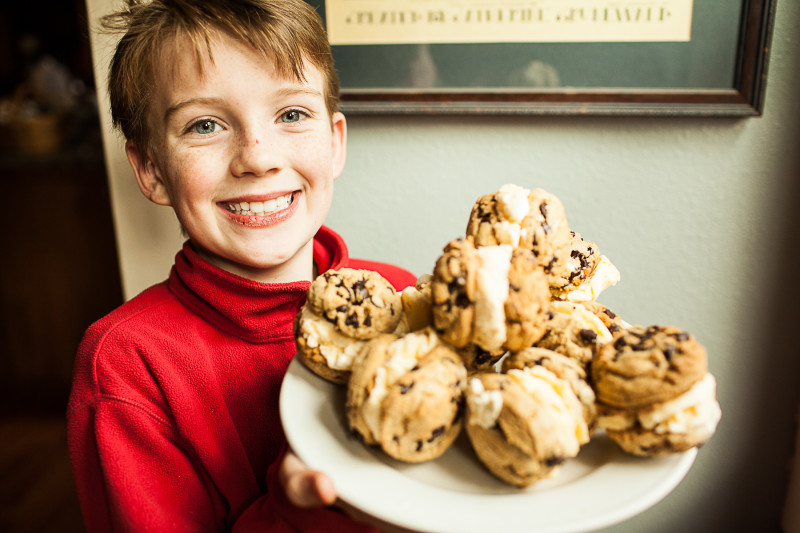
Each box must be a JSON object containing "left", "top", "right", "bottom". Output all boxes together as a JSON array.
[{"left": 280, "top": 358, "right": 697, "bottom": 533}]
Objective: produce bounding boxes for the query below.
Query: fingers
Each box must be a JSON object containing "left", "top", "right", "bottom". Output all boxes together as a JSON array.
[
  {"left": 279, "top": 450, "right": 337, "bottom": 508},
  {"left": 279, "top": 450, "right": 420, "bottom": 531}
]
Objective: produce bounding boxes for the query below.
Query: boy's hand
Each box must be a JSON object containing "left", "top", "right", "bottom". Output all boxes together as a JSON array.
[
  {"left": 278, "top": 449, "right": 418, "bottom": 533},
  {"left": 278, "top": 449, "right": 336, "bottom": 507}
]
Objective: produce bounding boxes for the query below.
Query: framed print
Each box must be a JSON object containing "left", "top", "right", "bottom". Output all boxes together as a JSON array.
[{"left": 307, "top": 0, "right": 776, "bottom": 116}]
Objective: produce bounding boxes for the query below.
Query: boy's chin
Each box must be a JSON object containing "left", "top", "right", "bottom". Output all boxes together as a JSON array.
[{"left": 220, "top": 250, "right": 315, "bottom": 283}]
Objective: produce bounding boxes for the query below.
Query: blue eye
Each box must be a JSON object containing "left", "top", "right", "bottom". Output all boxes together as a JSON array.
[
  {"left": 192, "top": 120, "right": 221, "bottom": 135},
  {"left": 280, "top": 109, "right": 306, "bottom": 123}
]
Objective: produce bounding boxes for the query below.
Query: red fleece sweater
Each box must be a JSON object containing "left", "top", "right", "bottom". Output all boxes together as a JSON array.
[{"left": 67, "top": 226, "right": 416, "bottom": 532}]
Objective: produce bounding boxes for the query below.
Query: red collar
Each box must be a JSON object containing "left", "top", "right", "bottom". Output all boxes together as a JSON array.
[{"left": 167, "top": 226, "right": 349, "bottom": 342}]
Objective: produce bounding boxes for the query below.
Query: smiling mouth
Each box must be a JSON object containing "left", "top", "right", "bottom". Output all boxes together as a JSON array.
[{"left": 224, "top": 192, "right": 295, "bottom": 216}]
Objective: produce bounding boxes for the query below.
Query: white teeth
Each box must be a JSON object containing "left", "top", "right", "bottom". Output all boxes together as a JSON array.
[{"left": 226, "top": 193, "right": 293, "bottom": 215}]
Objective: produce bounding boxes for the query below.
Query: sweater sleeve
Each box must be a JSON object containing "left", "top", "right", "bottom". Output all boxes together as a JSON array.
[
  {"left": 68, "top": 297, "right": 382, "bottom": 533},
  {"left": 68, "top": 393, "right": 227, "bottom": 532},
  {"left": 69, "top": 393, "right": 379, "bottom": 533}
]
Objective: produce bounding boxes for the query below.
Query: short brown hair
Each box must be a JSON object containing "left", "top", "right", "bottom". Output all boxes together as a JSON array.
[{"left": 101, "top": 0, "right": 340, "bottom": 149}]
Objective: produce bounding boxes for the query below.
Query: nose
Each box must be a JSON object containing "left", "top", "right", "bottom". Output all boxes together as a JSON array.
[{"left": 229, "top": 128, "right": 279, "bottom": 178}]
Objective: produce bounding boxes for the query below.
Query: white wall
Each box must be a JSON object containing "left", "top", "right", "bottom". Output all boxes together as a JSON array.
[{"left": 87, "top": 0, "right": 800, "bottom": 530}]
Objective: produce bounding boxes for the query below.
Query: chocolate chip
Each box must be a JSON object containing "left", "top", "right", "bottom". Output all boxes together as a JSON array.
[
  {"left": 579, "top": 329, "right": 598, "bottom": 343},
  {"left": 455, "top": 293, "right": 471, "bottom": 308},
  {"left": 544, "top": 456, "right": 565, "bottom": 467},
  {"left": 352, "top": 279, "right": 369, "bottom": 302},
  {"left": 416, "top": 440, "right": 423, "bottom": 452},
  {"left": 399, "top": 383, "right": 414, "bottom": 394},
  {"left": 345, "top": 312, "right": 360, "bottom": 328},
  {"left": 474, "top": 349, "right": 494, "bottom": 365},
  {"left": 428, "top": 426, "right": 446, "bottom": 442},
  {"left": 539, "top": 202, "right": 549, "bottom": 219}
]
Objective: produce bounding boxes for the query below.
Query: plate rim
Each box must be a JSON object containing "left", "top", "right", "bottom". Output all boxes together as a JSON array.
[{"left": 280, "top": 357, "right": 697, "bottom": 533}]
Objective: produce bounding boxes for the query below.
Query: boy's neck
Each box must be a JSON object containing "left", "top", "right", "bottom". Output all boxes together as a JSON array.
[{"left": 192, "top": 240, "right": 316, "bottom": 284}]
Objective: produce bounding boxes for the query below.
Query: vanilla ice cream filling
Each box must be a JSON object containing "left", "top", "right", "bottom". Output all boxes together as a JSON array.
[
  {"left": 563, "top": 255, "right": 621, "bottom": 302},
  {"left": 473, "top": 245, "right": 513, "bottom": 353},
  {"left": 507, "top": 366, "right": 590, "bottom": 445},
  {"left": 550, "top": 300, "right": 614, "bottom": 345},
  {"left": 638, "top": 373, "right": 722, "bottom": 435},
  {"left": 298, "top": 307, "right": 365, "bottom": 370},
  {"left": 467, "top": 378, "right": 504, "bottom": 429},
  {"left": 394, "top": 282, "right": 433, "bottom": 334},
  {"left": 492, "top": 184, "right": 531, "bottom": 247},
  {"left": 597, "top": 373, "right": 721, "bottom": 436},
  {"left": 362, "top": 329, "right": 441, "bottom": 441},
  {"left": 497, "top": 184, "right": 530, "bottom": 221}
]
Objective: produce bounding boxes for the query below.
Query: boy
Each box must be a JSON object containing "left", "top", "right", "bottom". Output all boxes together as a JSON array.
[{"left": 67, "top": 0, "right": 416, "bottom": 531}]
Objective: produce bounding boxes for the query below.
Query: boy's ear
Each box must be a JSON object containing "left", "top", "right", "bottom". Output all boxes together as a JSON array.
[
  {"left": 125, "top": 140, "right": 172, "bottom": 206},
  {"left": 330, "top": 111, "right": 347, "bottom": 181}
]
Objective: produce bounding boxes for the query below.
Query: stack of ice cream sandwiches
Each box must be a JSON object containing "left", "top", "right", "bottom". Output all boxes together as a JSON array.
[{"left": 293, "top": 184, "right": 721, "bottom": 487}]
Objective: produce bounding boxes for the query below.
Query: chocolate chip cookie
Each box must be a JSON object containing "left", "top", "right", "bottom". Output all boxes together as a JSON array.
[
  {"left": 431, "top": 237, "right": 550, "bottom": 353},
  {"left": 306, "top": 268, "right": 403, "bottom": 339},
  {"left": 533, "top": 301, "right": 615, "bottom": 368},
  {"left": 295, "top": 268, "right": 403, "bottom": 383},
  {"left": 596, "top": 373, "right": 721, "bottom": 456},
  {"left": 465, "top": 369, "right": 588, "bottom": 487},
  {"left": 591, "top": 325, "right": 708, "bottom": 409},
  {"left": 465, "top": 184, "right": 572, "bottom": 285},
  {"left": 346, "top": 328, "right": 467, "bottom": 463},
  {"left": 502, "top": 347, "right": 597, "bottom": 432}
]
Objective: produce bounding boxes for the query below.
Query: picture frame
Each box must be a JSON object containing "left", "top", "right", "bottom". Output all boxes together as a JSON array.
[{"left": 310, "top": 0, "right": 777, "bottom": 116}]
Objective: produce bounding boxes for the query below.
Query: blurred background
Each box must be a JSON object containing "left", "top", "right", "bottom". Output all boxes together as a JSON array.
[
  {"left": 0, "top": 1, "right": 121, "bottom": 531},
  {"left": 1, "top": 0, "right": 799, "bottom": 532}
]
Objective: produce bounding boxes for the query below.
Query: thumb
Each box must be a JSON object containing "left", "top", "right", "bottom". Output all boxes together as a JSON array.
[{"left": 279, "top": 451, "right": 337, "bottom": 507}]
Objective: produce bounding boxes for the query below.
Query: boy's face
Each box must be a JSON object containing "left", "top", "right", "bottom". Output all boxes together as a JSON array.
[{"left": 127, "top": 35, "right": 346, "bottom": 282}]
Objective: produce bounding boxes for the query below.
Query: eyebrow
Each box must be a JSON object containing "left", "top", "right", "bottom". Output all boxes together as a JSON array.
[
  {"left": 275, "top": 86, "right": 323, "bottom": 98},
  {"left": 164, "top": 87, "right": 324, "bottom": 122},
  {"left": 164, "top": 97, "right": 226, "bottom": 122}
]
